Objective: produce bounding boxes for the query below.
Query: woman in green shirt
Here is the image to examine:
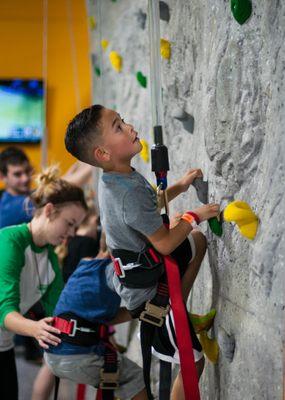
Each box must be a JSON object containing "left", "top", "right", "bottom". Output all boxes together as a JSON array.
[{"left": 0, "top": 166, "right": 87, "bottom": 399}]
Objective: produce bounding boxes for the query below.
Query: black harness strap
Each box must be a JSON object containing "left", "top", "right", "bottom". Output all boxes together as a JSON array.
[
  {"left": 53, "top": 376, "right": 60, "bottom": 400},
  {"left": 140, "top": 278, "right": 172, "bottom": 399},
  {"left": 159, "top": 360, "right": 172, "bottom": 400}
]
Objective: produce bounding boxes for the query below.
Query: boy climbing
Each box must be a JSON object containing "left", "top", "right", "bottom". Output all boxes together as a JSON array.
[{"left": 65, "top": 105, "right": 220, "bottom": 399}]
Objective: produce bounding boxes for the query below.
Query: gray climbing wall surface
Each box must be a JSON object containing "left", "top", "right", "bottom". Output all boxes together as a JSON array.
[{"left": 87, "top": 1, "right": 284, "bottom": 399}]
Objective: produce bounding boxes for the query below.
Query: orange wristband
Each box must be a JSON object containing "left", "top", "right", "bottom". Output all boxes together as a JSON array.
[{"left": 181, "top": 213, "right": 198, "bottom": 228}]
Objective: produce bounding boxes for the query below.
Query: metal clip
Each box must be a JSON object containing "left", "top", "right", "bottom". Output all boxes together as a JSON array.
[
  {"left": 113, "top": 257, "right": 125, "bottom": 278},
  {"left": 69, "top": 319, "right": 77, "bottom": 337},
  {"left": 69, "top": 319, "right": 96, "bottom": 336},
  {"left": 99, "top": 369, "right": 120, "bottom": 390},
  {"left": 140, "top": 301, "right": 170, "bottom": 327}
]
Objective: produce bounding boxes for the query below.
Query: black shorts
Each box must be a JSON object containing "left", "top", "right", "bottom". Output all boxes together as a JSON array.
[{"left": 152, "top": 308, "right": 203, "bottom": 363}]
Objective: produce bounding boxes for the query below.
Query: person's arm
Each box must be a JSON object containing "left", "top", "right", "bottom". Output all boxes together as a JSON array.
[
  {"left": 147, "top": 203, "right": 220, "bottom": 255},
  {"left": 41, "top": 249, "right": 64, "bottom": 317},
  {"left": 62, "top": 161, "right": 93, "bottom": 187},
  {"left": 0, "top": 239, "right": 24, "bottom": 327},
  {"left": 123, "top": 185, "right": 219, "bottom": 255},
  {"left": 4, "top": 311, "right": 61, "bottom": 349},
  {"left": 108, "top": 307, "right": 132, "bottom": 325},
  {"left": 0, "top": 238, "right": 61, "bottom": 349}
]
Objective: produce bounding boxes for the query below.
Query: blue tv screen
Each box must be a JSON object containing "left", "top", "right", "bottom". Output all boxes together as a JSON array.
[{"left": 0, "top": 79, "right": 45, "bottom": 143}]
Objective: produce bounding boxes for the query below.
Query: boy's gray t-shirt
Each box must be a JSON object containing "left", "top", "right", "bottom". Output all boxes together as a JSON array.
[{"left": 98, "top": 169, "right": 163, "bottom": 310}]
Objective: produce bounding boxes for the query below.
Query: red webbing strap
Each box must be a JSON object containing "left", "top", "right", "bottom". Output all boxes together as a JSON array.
[
  {"left": 164, "top": 255, "right": 201, "bottom": 400},
  {"left": 76, "top": 384, "right": 86, "bottom": 400},
  {"left": 53, "top": 316, "right": 74, "bottom": 335},
  {"left": 95, "top": 389, "right": 102, "bottom": 400}
]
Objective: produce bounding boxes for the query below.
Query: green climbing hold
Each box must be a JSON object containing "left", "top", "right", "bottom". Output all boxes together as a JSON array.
[
  {"left": 95, "top": 66, "right": 101, "bottom": 76},
  {"left": 136, "top": 71, "right": 147, "bottom": 88},
  {"left": 231, "top": 0, "right": 252, "bottom": 25},
  {"left": 208, "top": 217, "right": 223, "bottom": 237}
]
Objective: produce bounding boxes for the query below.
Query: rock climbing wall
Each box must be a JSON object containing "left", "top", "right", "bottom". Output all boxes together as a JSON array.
[{"left": 87, "top": 1, "right": 284, "bottom": 399}]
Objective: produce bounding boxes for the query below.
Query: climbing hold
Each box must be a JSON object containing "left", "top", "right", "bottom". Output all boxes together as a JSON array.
[
  {"left": 140, "top": 139, "right": 149, "bottom": 163},
  {"left": 230, "top": 0, "right": 252, "bottom": 25},
  {"left": 136, "top": 71, "right": 147, "bottom": 88},
  {"left": 172, "top": 107, "right": 195, "bottom": 134},
  {"left": 159, "top": 1, "right": 170, "bottom": 22},
  {"left": 160, "top": 38, "right": 171, "bottom": 60},
  {"left": 136, "top": 9, "right": 147, "bottom": 30},
  {"left": 192, "top": 178, "right": 208, "bottom": 204},
  {"left": 223, "top": 200, "right": 258, "bottom": 240},
  {"left": 94, "top": 66, "right": 101, "bottom": 77},
  {"left": 199, "top": 331, "right": 219, "bottom": 364},
  {"left": 190, "top": 309, "right": 216, "bottom": 334},
  {"left": 89, "top": 16, "right": 96, "bottom": 30},
  {"left": 109, "top": 51, "right": 122, "bottom": 72},
  {"left": 91, "top": 54, "right": 100, "bottom": 76},
  {"left": 101, "top": 39, "right": 109, "bottom": 51},
  {"left": 217, "top": 327, "right": 235, "bottom": 362},
  {"left": 209, "top": 217, "right": 223, "bottom": 237}
]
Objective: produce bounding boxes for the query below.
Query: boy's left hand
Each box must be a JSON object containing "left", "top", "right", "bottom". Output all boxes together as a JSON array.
[{"left": 178, "top": 169, "right": 203, "bottom": 192}]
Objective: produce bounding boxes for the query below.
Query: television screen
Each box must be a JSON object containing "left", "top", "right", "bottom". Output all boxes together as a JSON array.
[{"left": 0, "top": 79, "right": 45, "bottom": 143}]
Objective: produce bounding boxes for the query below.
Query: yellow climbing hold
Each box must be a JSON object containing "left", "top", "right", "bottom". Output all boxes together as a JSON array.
[
  {"left": 140, "top": 139, "right": 149, "bottom": 163},
  {"left": 199, "top": 331, "right": 219, "bottom": 364},
  {"left": 89, "top": 16, "right": 96, "bottom": 30},
  {"left": 160, "top": 38, "right": 171, "bottom": 60},
  {"left": 223, "top": 200, "right": 259, "bottom": 240},
  {"left": 109, "top": 51, "right": 122, "bottom": 72},
  {"left": 101, "top": 39, "right": 109, "bottom": 51}
]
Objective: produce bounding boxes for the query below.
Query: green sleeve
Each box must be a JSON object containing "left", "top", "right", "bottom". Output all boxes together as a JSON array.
[
  {"left": 41, "top": 249, "right": 64, "bottom": 316},
  {"left": 0, "top": 238, "right": 24, "bottom": 327}
]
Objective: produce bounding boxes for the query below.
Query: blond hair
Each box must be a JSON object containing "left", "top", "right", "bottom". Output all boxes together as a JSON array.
[{"left": 30, "top": 165, "right": 88, "bottom": 213}]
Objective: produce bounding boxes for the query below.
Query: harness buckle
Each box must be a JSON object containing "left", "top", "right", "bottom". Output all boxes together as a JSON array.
[
  {"left": 99, "top": 369, "right": 120, "bottom": 390},
  {"left": 69, "top": 319, "right": 78, "bottom": 337},
  {"left": 69, "top": 319, "right": 96, "bottom": 337},
  {"left": 113, "top": 257, "right": 125, "bottom": 278},
  {"left": 140, "top": 301, "right": 170, "bottom": 327}
]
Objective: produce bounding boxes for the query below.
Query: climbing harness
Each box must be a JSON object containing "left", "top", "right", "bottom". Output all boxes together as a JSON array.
[
  {"left": 111, "top": 213, "right": 202, "bottom": 400},
  {"left": 52, "top": 313, "right": 118, "bottom": 400}
]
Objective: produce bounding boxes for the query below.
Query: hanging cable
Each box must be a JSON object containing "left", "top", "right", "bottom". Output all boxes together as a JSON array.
[
  {"left": 41, "top": 0, "right": 48, "bottom": 168},
  {"left": 148, "top": 0, "right": 169, "bottom": 214},
  {"left": 96, "top": 0, "right": 105, "bottom": 105},
  {"left": 66, "top": 0, "right": 82, "bottom": 113}
]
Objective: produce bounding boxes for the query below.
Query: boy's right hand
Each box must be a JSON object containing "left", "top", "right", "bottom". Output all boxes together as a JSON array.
[{"left": 193, "top": 203, "right": 220, "bottom": 222}]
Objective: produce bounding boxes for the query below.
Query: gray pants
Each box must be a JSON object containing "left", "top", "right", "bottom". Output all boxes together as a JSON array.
[{"left": 45, "top": 352, "right": 145, "bottom": 400}]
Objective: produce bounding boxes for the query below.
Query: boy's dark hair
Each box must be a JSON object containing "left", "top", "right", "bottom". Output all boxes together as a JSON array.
[
  {"left": 65, "top": 105, "right": 104, "bottom": 165},
  {"left": 0, "top": 147, "right": 30, "bottom": 175}
]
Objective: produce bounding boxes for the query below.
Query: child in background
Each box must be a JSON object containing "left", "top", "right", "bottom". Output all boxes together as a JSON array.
[
  {"left": 62, "top": 205, "right": 100, "bottom": 282},
  {"left": 45, "top": 249, "right": 147, "bottom": 399}
]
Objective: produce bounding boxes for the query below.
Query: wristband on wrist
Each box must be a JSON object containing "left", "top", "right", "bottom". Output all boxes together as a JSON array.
[
  {"left": 181, "top": 213, "right": 198, "bottom": 229},
  {"left": 186, "top": 211, "right": 200, "bottom": 225}
]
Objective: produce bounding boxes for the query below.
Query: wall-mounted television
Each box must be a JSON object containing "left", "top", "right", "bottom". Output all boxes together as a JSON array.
[{"left": 0, "top": 79, "right": 45, "bottom": 143}]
